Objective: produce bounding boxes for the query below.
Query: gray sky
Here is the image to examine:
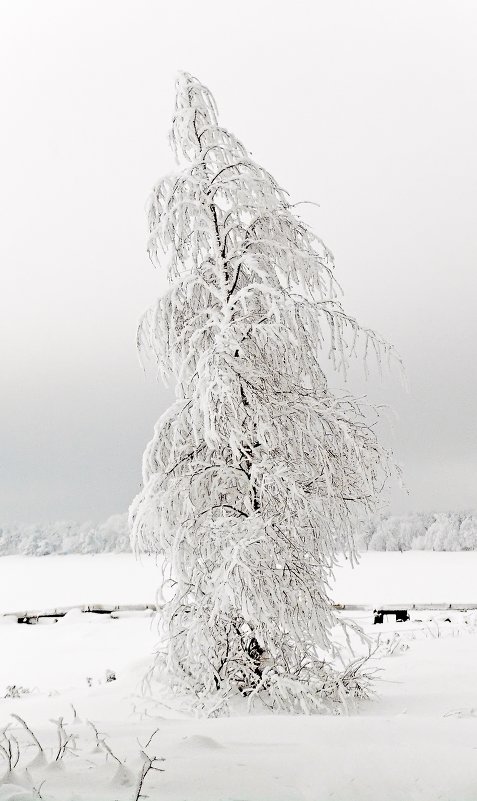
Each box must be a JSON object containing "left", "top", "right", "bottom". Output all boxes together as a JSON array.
[{"left": 1, "top": 0, "right": 476, "bottom": 524}]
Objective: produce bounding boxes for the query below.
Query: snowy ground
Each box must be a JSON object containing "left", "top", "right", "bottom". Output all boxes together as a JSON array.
[
  {"left": 1, "top": 553, "right": 477, "bottom": 800},
  {"left": 3, "top": 550, "right": 477, "bottom": 612},
  {"left": 332, "top": 550, "right": 477, "bottom": 606}
]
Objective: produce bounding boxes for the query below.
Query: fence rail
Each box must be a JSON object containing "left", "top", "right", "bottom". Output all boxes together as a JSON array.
[
  {"left": 2, "top": 601, "right": 477, "bottom": 624},
  {"left": 1, "top": 603, "right": 157, "bottom": 623},
  {"left": 333, "top": 603, "right": 477, "bottom": 611}
]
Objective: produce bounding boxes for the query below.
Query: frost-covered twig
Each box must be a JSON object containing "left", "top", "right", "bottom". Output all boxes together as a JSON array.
[
  {"left": 132, "top": 751, "right": 165, "bottom": 801},
  {"left": 11, "top": 713, "right": 43, "bottom": 753},
  {"left": 100, "top": 738, "right": 122, "bottom": 765},
  {"left": 31, "top": 779, "right": 46, "bottom": 799},
  {"left": 86, "top": 719, "right": 122, "bottom": 764},
  {"left": 143, "top": 728, "right": 160, "bottom": 749},
  {"left": 0, "top": 734, "right": 13, "bottom": 773},
  {"left": 51, "top": 717, "right": 76, "bottom": 761},
  {"left": 86, "top": 720, "right": 102, "bottom": 749}
]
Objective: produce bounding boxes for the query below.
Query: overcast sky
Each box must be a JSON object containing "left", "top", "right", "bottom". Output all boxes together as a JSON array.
[{"left": 1, "top": 0, "right": 476, "bottom": 524}]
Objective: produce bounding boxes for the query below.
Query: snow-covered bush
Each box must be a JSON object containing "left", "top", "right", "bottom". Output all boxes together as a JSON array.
[{"left": 130, "top": 72, "right": 396, "bottom": 713}]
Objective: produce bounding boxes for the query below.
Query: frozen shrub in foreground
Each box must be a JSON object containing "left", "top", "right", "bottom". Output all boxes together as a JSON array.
[{"left": 130, "top": 72, "right": 396, "bottom": 713}]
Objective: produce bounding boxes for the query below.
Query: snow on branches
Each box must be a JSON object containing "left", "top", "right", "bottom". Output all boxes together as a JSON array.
[{"left": 130, "top": 72, "right": 395, "bottom": 713}]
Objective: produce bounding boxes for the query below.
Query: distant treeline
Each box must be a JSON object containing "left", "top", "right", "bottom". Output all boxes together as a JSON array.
[
  {"left": 0, "top": 514, "right": 131, "bottom": 555},
  {"left": 2, "top": 510, "right": 477, "bottom": 555},
  {"left": 356, "top": 511, "right": 477, "bottom": 551}
]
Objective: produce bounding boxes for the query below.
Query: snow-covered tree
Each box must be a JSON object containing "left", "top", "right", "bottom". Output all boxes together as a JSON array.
[
  {"left": 425, "top": 512, "right": 463, "bottom": 551},
  {"left": 459, "top": 515, "right": 477, "bottom": 551},
  {"left": 129, "top": 72, "right": 395, "bottom": 713}
]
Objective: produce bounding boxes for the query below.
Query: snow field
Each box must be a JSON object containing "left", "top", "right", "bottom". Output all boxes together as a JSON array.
[
  {"left": 2, "top": 551, "right": 477, "bottom": 615},
  {"left": 1, "top": 553, "right": 477, "bottom": 799},
  {"left": 333, "top": 550, "right": 477, "bottom": 605},
  {"left": 2, "top": 647, "right": 477, "bottom": 801}
]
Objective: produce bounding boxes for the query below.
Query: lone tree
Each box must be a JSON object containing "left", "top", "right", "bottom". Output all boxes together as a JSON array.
[{"left": 130, "top": 73, "right": 395, "bottom": 713}]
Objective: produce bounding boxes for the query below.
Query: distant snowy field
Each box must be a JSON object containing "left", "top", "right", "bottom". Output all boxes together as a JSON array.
[
  {"left": 2, "top": 553, "right": 477, "bottom": 800},
  {"left": 332, "top": 550, "right": 477, "bottom": 605},
  {"left": 1, "top": 551, "right": 477, "bottom": 613}
]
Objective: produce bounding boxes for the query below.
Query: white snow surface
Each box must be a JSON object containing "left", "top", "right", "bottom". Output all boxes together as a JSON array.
[
  {"left": 1, "top": 553, "right": 477, "bottom": 800},
  {"left": 332, "top": 550, "right": 477, "bottom": 605},
  {"left": 0, "top": 554, "right": 160, "bottom": 613},
  {"left": 0, "top": 551, "right": 476, "bottom": 613}
]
